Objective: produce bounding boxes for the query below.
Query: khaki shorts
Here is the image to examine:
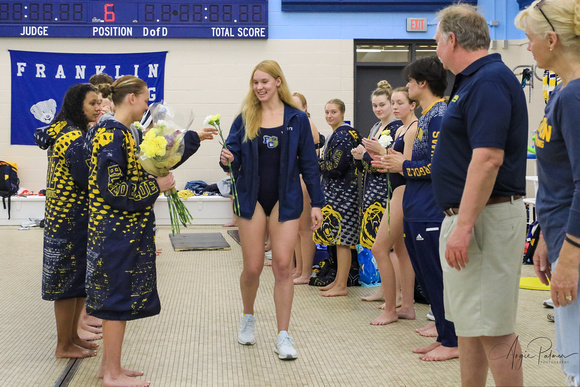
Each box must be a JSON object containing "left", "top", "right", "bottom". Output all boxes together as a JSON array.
[{"left": 439, "top": 199, "right": 526, "bottom": 337}]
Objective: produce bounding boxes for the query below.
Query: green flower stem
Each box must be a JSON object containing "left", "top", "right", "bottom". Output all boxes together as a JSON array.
[
  {"left": 215, "top": 121, "right": 241, "bottom": 217},
  {"left": 165, "top": 189, "right": 194, "bottom": 235}
]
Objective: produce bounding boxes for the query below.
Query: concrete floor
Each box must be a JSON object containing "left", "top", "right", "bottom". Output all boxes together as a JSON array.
[{"left": 0, "top": 225, "right": 569, "bottom": 386}]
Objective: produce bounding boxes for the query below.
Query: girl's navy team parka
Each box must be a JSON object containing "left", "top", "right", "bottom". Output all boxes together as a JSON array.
[{"left": 222, "top": 104, "right": 324, "bottom": 221}]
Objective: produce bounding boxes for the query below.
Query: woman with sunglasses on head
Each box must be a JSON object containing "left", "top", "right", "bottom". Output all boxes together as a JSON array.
[{"left": 516, "top": 1, "right": 580, "bottom": 385}]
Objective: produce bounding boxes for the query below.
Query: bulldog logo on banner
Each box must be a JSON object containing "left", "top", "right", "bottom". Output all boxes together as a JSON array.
[{"left": 9, "top": 50, "right": 167, "bottom": 145}]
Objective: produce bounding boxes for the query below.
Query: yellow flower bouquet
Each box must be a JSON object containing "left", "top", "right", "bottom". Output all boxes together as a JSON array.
[{"left": 136, "top": 106, "right": 194, "bottom": 235}]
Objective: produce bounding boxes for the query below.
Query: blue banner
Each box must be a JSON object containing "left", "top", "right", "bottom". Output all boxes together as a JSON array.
[{"left": 9, "top": 50, "right": 167, "bottom": 145}]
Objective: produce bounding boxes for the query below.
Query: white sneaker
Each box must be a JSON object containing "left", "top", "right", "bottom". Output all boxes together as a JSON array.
[
  {"left": 426, "top": 308, "right": 435, "bottom": 321},
  {"left": 238, "top": 314, "right": 256, "bottom": 345},
  {"left": 274, "top": 331, "right": 297, "bottom": 360},
  {"left": 265, "top": 251, "right": 272, "bottom": 260},
  {"left": 543, "top": 298, "right": 554, "bottom": 308}
]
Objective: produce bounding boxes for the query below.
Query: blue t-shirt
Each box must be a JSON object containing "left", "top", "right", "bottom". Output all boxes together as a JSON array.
[
  {"left": 402, "top": 99, "right": 445, "bottom": 222},
  {"left": 432, "top": 53, "right": 527, "bottom": 211},
  {"left": 536, "top": 78, "right": 580, "bottom": 263}
]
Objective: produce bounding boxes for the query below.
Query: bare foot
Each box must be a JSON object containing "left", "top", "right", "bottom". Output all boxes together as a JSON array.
[
  {"left": 99, "top": 367, "right": 145, "bottom": 378},
  {"left": 264, "top": 260, "right": 272, "bottom": 267},
  {"left": 77, "top": 328, "right": 102, "bottom": 342},
  {"left": 319, "top": 281, "right": 336, "bottom": 291},
  {"left": 79, "top": 321, "right": 102, "bottom": 334},
  {"left": 419, "top": 345, "right": 459, "bottom": 361},
  {"left": 361, "top": 291, "right": 384, "bottom": 302},
  {"left": 293, "top": 276, "right": 310, "bottom": 285},
  {"left": 321, "top": 287, "right": 347, "bottom": 297},
  {"left": 416, "top": 322, "right": 435, "bottom": 333},
  {"left": 103, "top": 373, "right": 150, "bottom": 387},
  {"left": 418, "top": 324, "right": 438, "bottom": 338},
  {"left": 396, "top": 307, "right": 416, "bottom": 320},
  {"left": 156, "top": 248, "right": 162, "bottom": 256},
  {"left": 83, "top": 314, "right": 103, "bottom": 328},
  {"left": 292, "top": 271, "right": 302, "bottom": 279},
  {"left": 370, "top": 311, "right": 398, "bottom": 325},
  {"left": 73, "top": 337, "right": 99, "bottom": 350},
  {"left": 55, "top": 345, "right": 97, "bottom": 359},
  {"left": 378, "top": 302, "right": 386, "bottom": 310},
  {"left": 412, "top": 341, "right": 440, "bottom": 354},
  {"left": 223, "top": 220, "right": 237, "bottom": 227}
]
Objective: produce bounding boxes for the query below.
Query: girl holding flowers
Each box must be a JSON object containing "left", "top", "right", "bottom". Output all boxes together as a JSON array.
[
  {"left": 358, "top": 86, "right": 418, "bottom": 325},
  {"left": 86, "top": 75, "right": 175, "bottom": 387},
  {"left": 220, "top": 60, "right": 324, "bottom": 360}
]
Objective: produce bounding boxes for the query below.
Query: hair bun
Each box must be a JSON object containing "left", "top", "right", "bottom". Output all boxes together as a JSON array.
[
  {"left": 377, "top": 80, "right": 392, "bottom": 90},
  {"left": 97, "top": 83, "right": 114, "bottom": 99}
]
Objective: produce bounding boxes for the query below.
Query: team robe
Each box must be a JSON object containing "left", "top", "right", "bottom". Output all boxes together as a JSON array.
[{"left": 38, "top": 120, "right": 89, "bottom": 301}]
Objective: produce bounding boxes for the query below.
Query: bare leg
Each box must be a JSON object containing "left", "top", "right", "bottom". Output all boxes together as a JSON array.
[
  {"left": 54, "top": 298, "right": 97, "bottom": 359},
  {"left": 463, "top": 334, "right": 523, "bottom": 387},
  {"left": 321, "top": 245, "right": 350, "bottom": 297},
  {"left": 268, "top": 204, "right": 300, "bottom": 332},
  {"left": 71, "top": 298, "right": 99, "bottom": 350},
  {"left": 78, "top": 305, "right": 103, "bottom": 341},
  {"left": 293, "top": 241, "right": 302, "bottom": 279},
  {"left": 389, "top": 250, "right": 402, "bottom": 306},
  {"left": 393, "top": 237, "right": 415, "bottom": 320},
  {"left": 294, "top": 181, "right": 316, "bottom": 285},
  {"left": 237, "top": 204, "right": 268, "bottom": 315},
  {"left": 370, "top": 187, "right": 406, "bottom": 325},
  {"left": 264, "top": 232, "right": 272, "bottom": 267},
  {"left": 100, "top": 320, "right": 149, "bottom": 387}
]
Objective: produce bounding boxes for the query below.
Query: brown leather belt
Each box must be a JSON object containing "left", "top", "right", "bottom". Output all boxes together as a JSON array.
[{"left": 443, "top": 195, "right": 523, "bottom": 217}]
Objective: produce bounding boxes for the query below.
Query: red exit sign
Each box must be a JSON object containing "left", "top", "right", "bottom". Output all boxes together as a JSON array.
[{"left": 406, "top": 18, "right": 428, "bottom": 32}]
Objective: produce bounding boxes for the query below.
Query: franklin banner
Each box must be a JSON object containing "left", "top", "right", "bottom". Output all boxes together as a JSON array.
[{"left": 9, "top": 50, "right": 167, "bottom": 145}]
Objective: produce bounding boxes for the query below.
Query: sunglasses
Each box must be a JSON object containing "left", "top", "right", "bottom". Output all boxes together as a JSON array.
[{"left": 534, "top": 0, "right": 555, "bottom": 32}]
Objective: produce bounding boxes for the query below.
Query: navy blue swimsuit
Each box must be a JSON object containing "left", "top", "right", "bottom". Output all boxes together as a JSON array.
[
  {"left": 389, "top": 121, "right": 416, "bottom": 191},
  {"left": 258, "top": 125, "right": 284, "bottom": 216}
]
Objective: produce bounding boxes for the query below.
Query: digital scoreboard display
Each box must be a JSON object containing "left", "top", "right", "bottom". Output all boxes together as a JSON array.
[{"left": 0, "top": 0, "right": 268, "bottom": 38}]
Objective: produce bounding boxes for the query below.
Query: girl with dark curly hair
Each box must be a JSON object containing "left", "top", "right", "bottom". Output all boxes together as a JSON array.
[{"left": 36, "top": 83, "right": 101, "bottom": 359}]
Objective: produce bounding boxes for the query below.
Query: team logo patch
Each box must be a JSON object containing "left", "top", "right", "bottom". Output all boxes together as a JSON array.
[{"left": 263, "top": 135, "right": 279, "bottom": 148}]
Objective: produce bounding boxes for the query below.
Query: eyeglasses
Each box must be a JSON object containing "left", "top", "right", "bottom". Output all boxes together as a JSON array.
[{"left": 535, "top": 0, "right": 555, "bottom": 32}]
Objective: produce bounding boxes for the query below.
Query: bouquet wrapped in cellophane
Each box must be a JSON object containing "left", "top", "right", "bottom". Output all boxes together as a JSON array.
[{"left": 135, "top": 102, "right": 194, "bottom": 235}]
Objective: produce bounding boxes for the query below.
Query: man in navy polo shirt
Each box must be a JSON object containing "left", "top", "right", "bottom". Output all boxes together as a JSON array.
[{"left": 431, "top": 4, "right": 528, "bottom": 387}]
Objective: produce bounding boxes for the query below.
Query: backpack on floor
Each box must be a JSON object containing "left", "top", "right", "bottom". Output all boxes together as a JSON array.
[{"left": 0, "top": 161, "right": 19, "bottom": 219}]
